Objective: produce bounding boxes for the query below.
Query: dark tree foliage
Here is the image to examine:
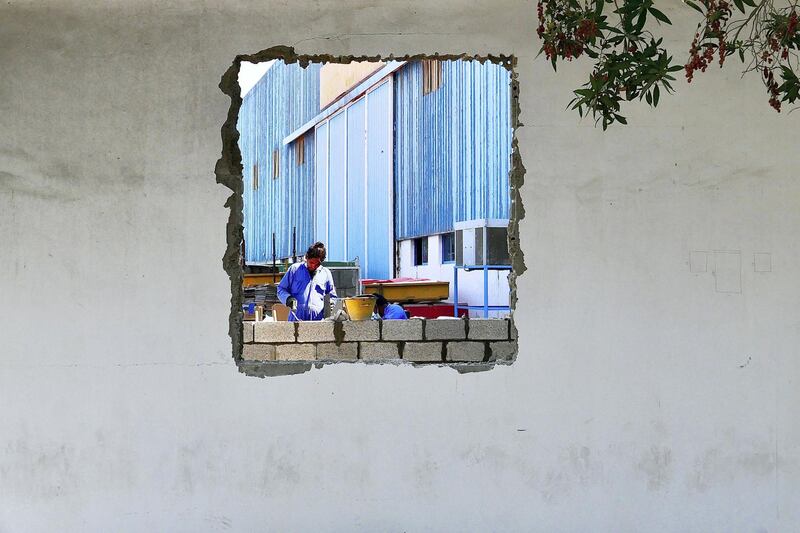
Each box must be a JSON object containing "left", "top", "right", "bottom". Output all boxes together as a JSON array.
[{"left": 537, "top": 0, "right": 800, "bottom": 128}]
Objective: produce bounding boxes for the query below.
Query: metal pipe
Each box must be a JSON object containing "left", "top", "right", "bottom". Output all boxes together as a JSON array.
[
  {"left": 483, "top": 264, "right": 489, "bottom": 318},
  {"left": 272, "top": 232, "right": 276, "bottom": 282},
  {"left": 292, "top": 226, "right": 297, "bottom": 263},
  {"left": 453, "top": 264, "right": 459, "bottom": 317}
]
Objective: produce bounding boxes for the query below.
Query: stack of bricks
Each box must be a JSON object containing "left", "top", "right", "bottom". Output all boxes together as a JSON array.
[{"left": 241, "top": 318, "right": 516, "bottom": 364}]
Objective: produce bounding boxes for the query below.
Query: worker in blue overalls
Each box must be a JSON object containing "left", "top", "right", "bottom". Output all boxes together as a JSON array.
[
  {"left": 375, "top": 295, "right": 408, "bottom": 320},
  {"left": 278, "top": 241, "right": 337, "bottom": 321}
]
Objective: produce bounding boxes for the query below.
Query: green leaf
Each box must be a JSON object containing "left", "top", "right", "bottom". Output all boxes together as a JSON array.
[
  {"left": 733, "top": 0, "right": 745, "bottom": 13},
  {"left": 648, "top": 7, "right": 672, "bottom": 24},
  {"left": 614, "top": 114, "right": 628, "bottom": 124},
  {"left": 683, "top": 0, "right": 704, "bottom": 14},
  {"left": 653, "top": 84, "right": 660, "bottom": 106}
]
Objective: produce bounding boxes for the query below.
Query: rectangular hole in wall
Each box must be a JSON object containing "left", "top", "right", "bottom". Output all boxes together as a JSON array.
[{"left": 230, "top": 54, "right": 519, "bottom": 371}]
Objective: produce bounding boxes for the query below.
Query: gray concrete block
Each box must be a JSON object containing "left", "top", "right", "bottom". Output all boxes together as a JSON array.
[
  {"left": 510, "top": 320, "right": 518, "bottom": 340},
  {"left": 297, "top": 321, "right": 336, "bottom": 343},
  {"left": 360, "top": 342, "right": 400, "bottom": 360},
  {"left": 403, "top": 342, "right": 443, "bottom": 362},
  {"left": 242, "top": 343, "right": 276, "bottom": 361},
  {"left": 275, "top": 343, "right": 316, "bottom": 361},
  {"left": 382, "top": 318, "right": 423, "bottom": 341},
  {"left": 446, "top": 341, "right": 486, "bottom": 362},
  {"left": 342, "top": 320, "right": 380, "bottom": 341},
  {"left": 425, "top": 318, "right": 466, "bottom": 340},
  {"left": 254, "top": 321, "right": 296, "bottom": 343},
  {"left": 467, "top": 318, "right": 509, "bottom": 340},
  {"left": 316, "top": 342, "right": 358, "bottom": 361},
  {"left": 489, "top": 341, "right": 517, "bottom": 361},
  {"left": 243, "top": 321, "right": 254, "bottom": 343}
]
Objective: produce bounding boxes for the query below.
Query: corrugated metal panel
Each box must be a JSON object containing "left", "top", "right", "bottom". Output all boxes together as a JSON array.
[
  {"left": 365, "top": 80, "right": 394, "bottom": 280},
  {"left": 314, "top": 84, "right": 395, "bottom": 279},
  {"left": 327, "top": 111, "right": 347, "bottom": 261},
  {"left": 346, "top": 98, "right": 366, "bottom": 263},
  {"left": 238, "top": 61, "right": 320, "bottom": 262},
  {"left": 394, "top": 60, "right": 512, "bottom": 240},
  {"left": 314, "top": 122, "right": 328, "bottom": 247}
]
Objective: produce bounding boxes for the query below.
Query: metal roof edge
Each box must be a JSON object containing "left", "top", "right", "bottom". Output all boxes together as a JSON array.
[{"left": 282, "top": 60, "right": 406, "bottom": 145}]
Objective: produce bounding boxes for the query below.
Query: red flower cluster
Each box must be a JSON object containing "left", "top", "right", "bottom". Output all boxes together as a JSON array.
[
  {"left": 685, "top": 0, "right": 733, "bottom": 82},
  {"left": 787, "top": 11, "right": 798, "bottom": 37},
  {"left": 537, "top": 1, "right": 597, "bottom": 62},
  {"left": 763, "top": 67, "right": 781, "bottom": 112},
  {"left": 686, "top": 34, "right": 717, "bottom": 82},
  {"left": 756, "top": 9, "right": 798, "bottom": 112},
  {"left": 777, "top": 10, "right": 798, "bottom": 60}
]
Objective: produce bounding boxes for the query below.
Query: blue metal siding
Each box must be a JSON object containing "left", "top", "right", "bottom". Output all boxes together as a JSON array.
[
  {"left": 394, "top": 60, "right": 512, "bottom": 240},
  {"left": 314, "top": 122, "right": 328, "bottom": 247},
  {"left": 365, "top": 80, "right": 394, "bottom": 280},
  {"left": 314, "top": 83, "right": 394, "bottom": 279},
  {"left": 327, "top": 112, "right": 347, "bottom": 261},
  {"left": 238, "top": 61, "right": 320, "bottom": 262},
  {"left": 346, "top": 98, "right": 366, "bottom": 263}
]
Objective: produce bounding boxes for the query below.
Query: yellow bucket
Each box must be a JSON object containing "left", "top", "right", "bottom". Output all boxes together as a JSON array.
[{"left": 343, "top": 296, "right": 376, "bottom": 321}]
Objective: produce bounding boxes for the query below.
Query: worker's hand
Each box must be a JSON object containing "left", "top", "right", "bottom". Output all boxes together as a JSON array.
[{"left": 286, "top": 297, "right": 298, "bottom": 311}]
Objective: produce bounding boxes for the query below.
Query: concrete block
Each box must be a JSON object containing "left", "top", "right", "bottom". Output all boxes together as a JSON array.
[
  {"left": 510, "top": 320, "right": 518, "bottom": 340},
  {"left": 316, "top": 342, "right": 358, "bottom": 361},
  {"left": 243, "top": 321, "right": 254, "bottom": 343},
  {"left": 403, "top": 342, "right": 443, "bottom": 362},
  {"left": 360, "top": 342, "right": 400, "bottom": 360},
  {"left": 382, "top": 318, "right": 423, "bottom": 341},
  {"left": 254, "top": 321, "right": 296, "bottom": 343},
  {"left": 489, "top": 341, "right": 517, "bottom": 361},
  {"left": 275, "top": 343, "right": 316, "bottom": 361},
  {"left": 425, "top": 318, "right": 466, "bottom": 340},
  {"left": 342, "top": 320, "right": 380, "bottom": 341},
  {"left": 446, "top": 341, "right": 486, "bottom": 362},
  {"left": 242, "top": 343, "right": 276, "bottom": 361},
  {"left": 297, "top": 321, "right": 336, "bottom": 343},
  {"left": 467, "top": 318, "right": 509, "bottom": 340}
]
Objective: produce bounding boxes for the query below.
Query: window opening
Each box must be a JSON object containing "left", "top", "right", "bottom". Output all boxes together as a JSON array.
[
  {"left": 231, "top": 54, "right": 518, "bottom": 372},
  {"left": 296, "top": 135, "right": 305, "bottom": 166},
  {"left": 414, "top": 237, "right": 428, "bottom": 266},
  {"left": 441, "top": 232, "right": 455, "bottom": 263},
  {"left": 422, "top": 59, "right": 443, "bottom": 95}
]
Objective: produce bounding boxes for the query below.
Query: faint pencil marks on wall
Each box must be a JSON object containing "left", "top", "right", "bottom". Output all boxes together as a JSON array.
[
  {"left": 689, "top": 251, "right": 707, "bottom": 273},
  {"left": 753, "top": 252, "right": 772, "bottom": 273},
  {"left": 713, "top": 251, "right": 742, "bottom": 294}
]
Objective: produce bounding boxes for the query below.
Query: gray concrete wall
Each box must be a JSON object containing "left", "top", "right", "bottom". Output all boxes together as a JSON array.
[{"left": 1, "top": 1, "right": 798, "bottom": 531}]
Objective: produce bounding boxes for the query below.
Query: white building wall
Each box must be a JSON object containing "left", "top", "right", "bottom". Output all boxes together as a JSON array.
[
  {"left": 398, "top": 235, "right": 510, "bottom": 317},
  {"left": 2, "top": 2, "right": 800, "bottom": 532}
]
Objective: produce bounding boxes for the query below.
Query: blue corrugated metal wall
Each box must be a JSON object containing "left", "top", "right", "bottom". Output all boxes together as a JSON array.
[
  {"left": 394, "top": 60, "right": 512, "bottom": 240},
  {"left": 238, "top": 61, "right": 320, "bottom": 262},
  {"left": 326, "top": 112, "right": 347, "bottom": 261},
  {"left": 364, "top": 80, "right": 394, "bottom": 280},
  {"left": 313, "top": 81, "right": 394, "bottom": 279}
]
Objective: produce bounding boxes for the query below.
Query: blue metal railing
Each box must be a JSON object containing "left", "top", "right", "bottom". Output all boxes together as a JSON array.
[{"left": 453, "top": 264, "right": 513, "bottom": 318}]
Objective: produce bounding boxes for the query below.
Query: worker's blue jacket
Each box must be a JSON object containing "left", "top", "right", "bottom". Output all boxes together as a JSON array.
[
  {"left": 277, "top": 262, "right": 337, "bottom": 321},
  {"left": 382, "top": 303, "right": 408, "bottom": 320}
]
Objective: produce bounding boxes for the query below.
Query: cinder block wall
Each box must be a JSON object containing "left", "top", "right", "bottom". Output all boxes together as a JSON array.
[{"left": 243, "top": 318, "right": 516, "bottom": 363}]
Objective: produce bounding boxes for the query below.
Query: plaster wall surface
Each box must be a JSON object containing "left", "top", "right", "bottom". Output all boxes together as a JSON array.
[{"left": 1, "top": 1, "right": 799, "bottom": 531}]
